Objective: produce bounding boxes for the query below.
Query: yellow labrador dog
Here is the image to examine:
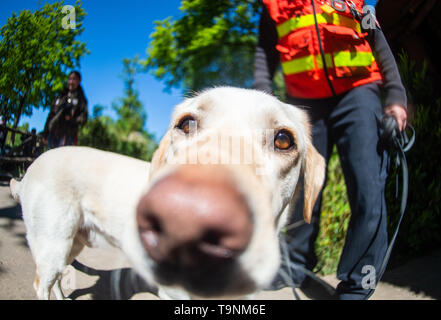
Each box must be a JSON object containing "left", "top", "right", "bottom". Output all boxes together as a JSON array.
[{"left": 10, "top": 87, "right": 325, "bottom": 300}]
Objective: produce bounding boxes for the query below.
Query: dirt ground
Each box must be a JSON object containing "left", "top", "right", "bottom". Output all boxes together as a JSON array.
[{"left": 1, "top": 182, "right": 439, "bottom": 300}]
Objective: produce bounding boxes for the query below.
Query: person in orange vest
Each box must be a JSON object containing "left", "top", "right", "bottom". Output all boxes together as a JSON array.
[{"left": 253, "top": 0, "right": 407, "bottom": 299}]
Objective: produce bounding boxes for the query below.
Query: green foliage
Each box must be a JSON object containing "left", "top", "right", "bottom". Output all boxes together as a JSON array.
[
  {"left": 384, "top": 52, "right": 441, "bottom": 262},
  {"left": 3, "top": 123, "right": 30, "bottom": 148},
  {"left": 142, "top": 0, "right": 261, "bottom": 92},
  {"left": 113, "top": 58, "right": 147, "bottom": 134},
  {"left": 0, "top": 1, "right": 89, "bottom": 123},
  {"left": 78, "top": 59, "right": 157, "bottom": 161},
  {"left": 77, "top": 107, "right": 118, "bottom": 153},
  {"left": 315, "top": 148, "right": 351, "bottom": 275},
  {"left": 273, "top": 68, "right": 287, "bottom": 102}
]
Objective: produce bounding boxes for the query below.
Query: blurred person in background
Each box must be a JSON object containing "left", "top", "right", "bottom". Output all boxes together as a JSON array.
[{"left": 44, "top": 71, "right": 88, "bottom": 149}]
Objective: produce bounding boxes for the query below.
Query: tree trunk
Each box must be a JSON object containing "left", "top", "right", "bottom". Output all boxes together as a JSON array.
[{"left": 11, "top": 93, "right": 26, "bottom": 144}]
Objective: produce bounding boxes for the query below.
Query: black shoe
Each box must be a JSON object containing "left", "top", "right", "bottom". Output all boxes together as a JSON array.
[
  {"left": 264, "top": 268, "right": 306, "bottom": 291},
  {"left": 335, "top": 282, "right": 371, "bottom": 300},
  {"left": 264, "top": 272, "right": 289, "bottom": 291},
  {"left": 298, "top": 277, "right": 338, "bottom": 300}
]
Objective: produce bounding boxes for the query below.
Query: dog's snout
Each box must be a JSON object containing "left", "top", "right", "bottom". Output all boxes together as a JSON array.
[{"left": 137, "top": 165, "right": 253, "bottom": 267}]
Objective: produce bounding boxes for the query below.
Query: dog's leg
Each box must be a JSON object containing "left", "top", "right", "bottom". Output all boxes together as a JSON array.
[
  {"left": 24, "top": 196, "right": 83, "bottom": 300},
  {"left": 67, "top": 237, "right": 86, "bottom": 265},
  {"left": 26, "top": 234, "right": 55, "bottom": 300},
  {"left": 33, "top": 270, "right": 39, "bottom": 293},
  {"left": 43, "top": 238, "right": 84, "bottom": 300},
  {"left": 33, "top": 239, "right": 76, "bottom": 300},
  {"left": 158, "top": 287, "right": 191, "bottom": 300},
  {"left": 34, "top": 258, "right": 59, "bottom": 299},
  {"left": 52, "top": 278, "right": 65, "bottom": 300}
]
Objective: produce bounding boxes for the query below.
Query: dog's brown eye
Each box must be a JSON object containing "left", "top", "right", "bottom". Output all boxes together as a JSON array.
[
  {"left": 176, "top": 116, "right": 196, "bottom": 134},
  {"left": 275, "top": 130, "right": 295, "bottom": 151}
]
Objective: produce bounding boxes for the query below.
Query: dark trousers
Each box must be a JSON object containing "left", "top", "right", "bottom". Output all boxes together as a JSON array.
[
  {"left": 47, "top": 132, "right": 77, "bottom": 149},
  {"left": 286, "top": 82, "right": 389, "bottom": 299}
]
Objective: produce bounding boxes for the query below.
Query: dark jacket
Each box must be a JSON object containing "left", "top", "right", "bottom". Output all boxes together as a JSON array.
[{"left": 44, "top": 87, "right": 88, "bottom": 140}]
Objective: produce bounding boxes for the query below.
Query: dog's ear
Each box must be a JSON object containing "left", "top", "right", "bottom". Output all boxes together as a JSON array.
[
  {"left": 149, "top": 132, "right": 171, "bottom": 176},
  {"left": 302, "top": 140, "right": 325, "bottom": 223}
]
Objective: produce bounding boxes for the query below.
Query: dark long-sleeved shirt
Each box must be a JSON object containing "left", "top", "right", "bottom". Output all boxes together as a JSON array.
[{"left": 253, "top": 4, "right": 407, "bottom": 109}]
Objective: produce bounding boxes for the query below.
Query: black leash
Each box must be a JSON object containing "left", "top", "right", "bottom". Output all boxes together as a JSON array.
[
  {"left": 283, "top": 114, "right": 415, "bottom": 300},
  {"left": 363, "top": 114, "right": 415, "bottom": 299}
]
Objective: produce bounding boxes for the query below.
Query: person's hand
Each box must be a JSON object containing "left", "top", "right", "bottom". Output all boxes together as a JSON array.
[
  {"left": 65, "top": 115, "right": 72, "bottom": 121},
  {"left": 384, "top": 104, "right": 407, "bottom": 132}
]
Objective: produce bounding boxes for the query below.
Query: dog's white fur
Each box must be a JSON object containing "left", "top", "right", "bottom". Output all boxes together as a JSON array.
[{"left": 11, "top": 87, "right": 325, "bottom": 300}]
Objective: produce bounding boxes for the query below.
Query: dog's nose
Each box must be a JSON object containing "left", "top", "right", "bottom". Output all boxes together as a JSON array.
[{"left": 137, "top": 165, "right": 252, "bottom": 267}]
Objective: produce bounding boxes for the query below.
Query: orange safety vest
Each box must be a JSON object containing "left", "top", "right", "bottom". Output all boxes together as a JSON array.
[{"left": 263, "top": 0, "right": 383, "bottom": 99}]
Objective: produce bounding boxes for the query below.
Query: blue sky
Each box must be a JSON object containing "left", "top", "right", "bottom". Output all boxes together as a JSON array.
[{"left": 1, "top": 0, "right": 377, "bottom": 139}]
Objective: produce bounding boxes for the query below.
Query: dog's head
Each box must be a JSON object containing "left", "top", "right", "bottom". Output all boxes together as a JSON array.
[{"left": 124, "top": 87, "right": 325, "bottom": 299}]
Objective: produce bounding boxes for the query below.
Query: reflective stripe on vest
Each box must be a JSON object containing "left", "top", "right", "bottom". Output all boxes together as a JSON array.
[
  {"left": 277, "top": 12, "right": 361, "bottom": 38},
  {"left": 282, "top": 51, "right": 374, "bottom": 75}
]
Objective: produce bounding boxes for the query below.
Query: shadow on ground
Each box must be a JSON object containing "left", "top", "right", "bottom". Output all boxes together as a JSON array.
[
  {"left": 69, "top": 260, "right": 158, "bottom": 300},
  {"left": 0, "top": 203, "right": 21, "bottom": 221},
  {"left": 0, "top": 180, "right": 12, "bottom": 187},
  {"left": 0, "top": 197, "right": 27, "bottom": 248},
  {"left": 381, "top": 250, "right": 441, "bottom": 299}
]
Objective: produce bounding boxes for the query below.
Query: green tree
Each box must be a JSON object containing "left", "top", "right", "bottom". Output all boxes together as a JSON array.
[
  {"left": 0, "top": 0, "right": 88, "bottom": 128},
  {"left": 113, "top": 58, "right": 147, "bottom": 134},
  {"left": 76, "top": 105, "right": 119, "bottom": 153},
  {"left": 142, "top": 0, "right": 261, "bottom": 92},
  {"left": 78, "top": 59, "right": 157, "bottom": 161}
]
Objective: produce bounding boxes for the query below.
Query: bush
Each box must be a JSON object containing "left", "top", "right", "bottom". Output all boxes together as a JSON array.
[
  {"left": 78, "top": 105, "right": 157, "bottom": 162},
  {"left": 384, "top": 52, "right": 441, "bottom": 265},
  {"left": 315, "top": 148, "right": 351, "bottom": 275}
]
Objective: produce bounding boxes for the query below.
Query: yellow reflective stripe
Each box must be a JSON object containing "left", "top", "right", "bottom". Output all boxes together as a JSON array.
[
  {"left": 277, "top": 15, "right": 316, "bottom": 38},
  {"left": 333, "top": 51, "right": 374, "bottom": 67},
  {"left": 281, "top": 55, "right": 316, "bottom": 75},
  {"left": 323, "top": 13, "right": 361, "bottom": 34},
  {"left": 316, "top": 53, "right": 333, "bottom": 70},
  {"left": 281, "top": 54, "right": 333, "bottom": 74},
  {"left": 281, "top": 52, "right": 373, "bottom": 75},
  {"left": 277, "top": 13, "right": 361, "bottom": 38}
]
